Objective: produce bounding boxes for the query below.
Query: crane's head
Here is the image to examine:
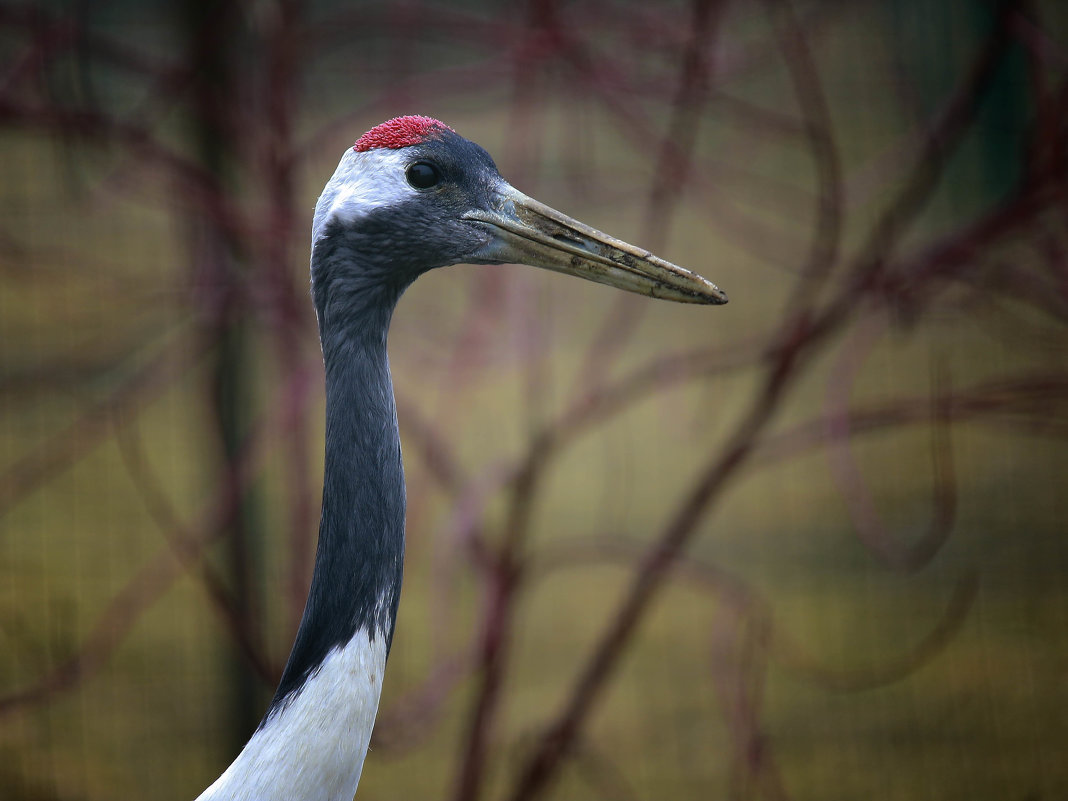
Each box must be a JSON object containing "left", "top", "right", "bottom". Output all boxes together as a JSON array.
[{"left": 311, "top": 115, "right": 727, "bottom": 321}]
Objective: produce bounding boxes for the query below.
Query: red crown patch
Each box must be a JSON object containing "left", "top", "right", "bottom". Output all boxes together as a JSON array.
[{"left": 353, "top": 116, "right": 454, "bottom": 152}]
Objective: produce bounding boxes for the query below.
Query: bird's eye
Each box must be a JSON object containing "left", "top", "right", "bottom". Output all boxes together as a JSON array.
[{"left": 406, "top": 161, "right": 440, "bottom": 190}]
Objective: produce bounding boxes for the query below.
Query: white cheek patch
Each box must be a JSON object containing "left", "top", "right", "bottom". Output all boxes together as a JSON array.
[
  {"left": 196, "top": 629, "right": 389, "bottom": 801},
  {"left": 326, "top": 149, "right": 419, "bottom": 227}
]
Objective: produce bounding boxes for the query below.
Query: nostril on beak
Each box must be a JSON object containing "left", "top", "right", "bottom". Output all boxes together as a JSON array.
[{"left": 552, "top": 232, "right": 585, "bottom": 247}]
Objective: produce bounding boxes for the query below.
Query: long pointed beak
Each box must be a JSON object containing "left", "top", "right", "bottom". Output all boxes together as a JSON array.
[{"left": 463, "top": 184, "right": 727, "bottom": 305}]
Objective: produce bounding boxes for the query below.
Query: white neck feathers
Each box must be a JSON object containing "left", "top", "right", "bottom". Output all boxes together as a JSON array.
[{"left": 196, "top": 629, "right": 388, "bottom": 801}]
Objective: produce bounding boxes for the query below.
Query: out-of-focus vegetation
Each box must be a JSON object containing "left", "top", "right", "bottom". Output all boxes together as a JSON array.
[{"left": 1, "top": 1, "right": 1067, "bottom": 800}]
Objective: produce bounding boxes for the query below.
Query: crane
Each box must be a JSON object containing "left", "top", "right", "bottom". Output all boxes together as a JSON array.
[{"left": 195, "top": 115, "right": 727, "bottom": 801}]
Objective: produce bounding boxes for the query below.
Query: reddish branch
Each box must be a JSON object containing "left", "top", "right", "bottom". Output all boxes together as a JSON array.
[
  {"left": 758, "top": 372, "right": 1068, "bottom": 464},
  {"left": 2, "top": 1, "right": 1064, "bottom": 799},
  {"left": 763, "top": 0, "right": 843, "bottom": 305},
  {"left": 0, "top": 408, "right": 275, "bottom": 719},
  {"left": 0, "top": 332, "right": 210, "bottom": 520},
  {"left": 451, "top": 7, "right": 734, "bottom": 795},
  {"left": 114, "top": 421, "right": 275, "bottom": 683},
  {"left": 824, "top": 317, "right": 958, "bottom": 572},
  {"left": 507, "top": 3, "right": 1022, "bottom": 798},
  {"left": 577, "top": 0, "right": 728, "bottom": 392}
]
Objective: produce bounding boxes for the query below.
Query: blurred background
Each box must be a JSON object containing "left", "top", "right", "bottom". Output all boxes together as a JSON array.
[{"left": 1, "top": 1, "right": 1066, "bottom": 799}]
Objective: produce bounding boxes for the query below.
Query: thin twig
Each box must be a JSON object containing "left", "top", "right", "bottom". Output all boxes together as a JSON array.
[{"left": 507, "top": 4, "right": 1019, "bottom": 796}]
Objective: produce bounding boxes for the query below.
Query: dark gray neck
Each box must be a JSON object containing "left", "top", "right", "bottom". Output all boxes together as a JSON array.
[{"left": 267, "top": 237, "right": 407, "bottom": 714}]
